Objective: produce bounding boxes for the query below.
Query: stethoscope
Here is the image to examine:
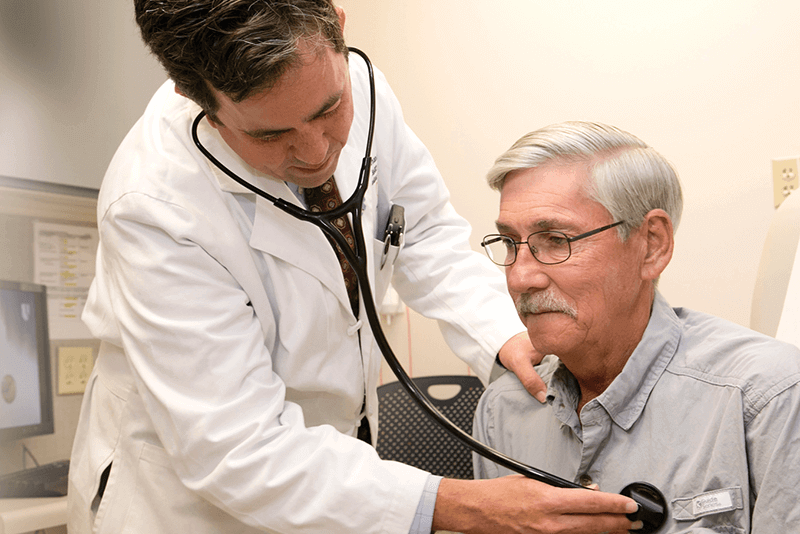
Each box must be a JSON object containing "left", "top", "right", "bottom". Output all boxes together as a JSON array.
[{"left": 191, "top": 47, "right": 667, "bottom": 533}]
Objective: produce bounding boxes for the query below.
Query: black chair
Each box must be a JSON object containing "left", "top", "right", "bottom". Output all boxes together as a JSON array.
[{"left": 376, "top": 375, "right": 484, "bottom": 480}]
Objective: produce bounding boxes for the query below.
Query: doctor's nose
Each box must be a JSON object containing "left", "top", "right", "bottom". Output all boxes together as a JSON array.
[{"left": 291, "top": 127, "right": 330, "bottom": 166}]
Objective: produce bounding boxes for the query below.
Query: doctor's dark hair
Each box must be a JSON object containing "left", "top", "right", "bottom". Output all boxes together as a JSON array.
[
  {"left": 134, "top": 0, "right": 346, "bottom": 122},
  {"left": 486, "top": 121, "right": 683, "bottom": 240}
]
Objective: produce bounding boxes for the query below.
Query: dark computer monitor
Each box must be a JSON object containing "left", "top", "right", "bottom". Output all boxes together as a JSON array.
[{"left": 0, "top": 280, "right": 53, "bottom": 442}]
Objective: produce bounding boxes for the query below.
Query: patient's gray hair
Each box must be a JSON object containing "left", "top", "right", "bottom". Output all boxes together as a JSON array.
[{"left": 486, "top": 121, "right": 683, "bottom": 240}]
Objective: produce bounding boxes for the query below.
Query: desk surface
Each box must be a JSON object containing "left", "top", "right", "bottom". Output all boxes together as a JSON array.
[{"left": 0, "top": 496, "right": 67, "bottom": 534}]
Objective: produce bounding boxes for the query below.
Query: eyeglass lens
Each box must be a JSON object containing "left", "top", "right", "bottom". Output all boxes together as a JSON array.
[{"left": 483, "top": 232, "right": 571, "bottom": 266}]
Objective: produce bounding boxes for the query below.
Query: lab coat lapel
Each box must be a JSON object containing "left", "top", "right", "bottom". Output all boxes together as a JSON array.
[{"left": 250, "top": 192, "right": 352, "bottom": 312}]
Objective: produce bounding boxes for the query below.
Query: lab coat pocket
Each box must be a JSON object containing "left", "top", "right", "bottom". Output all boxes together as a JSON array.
[
  {"left": 90, "top": 458, "right": 120, "bottom": 534},
  {"left": 69, "top": 372, "right": 125, "bottom": 533},
  {"left": 91, "top": 443, "right": 170, "bottom": 534},
  {"left": 118, "top": 442, "right": 250, "bottom": 534},
  {"left": 90, "top": 462, "right": 113, "bottom": 518},
  {"left": 671, "top": 486, "right": 745, "bottom": 532}
]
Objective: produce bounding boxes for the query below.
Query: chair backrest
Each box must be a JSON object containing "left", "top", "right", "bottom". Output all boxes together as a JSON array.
[
  {"left": 751, "top": 190, "right": 800, "bottom": 340},
  {"left": 376, "top": 375, "right": 484, "bottom": 480}
]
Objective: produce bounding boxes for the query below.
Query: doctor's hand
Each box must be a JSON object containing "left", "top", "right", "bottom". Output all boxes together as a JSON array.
[
  {"left": 433, "top": 476, "right": 642, "bottom": 534},
  {"left": 498, "top": 332, "right": 547, "bottom": 403}
]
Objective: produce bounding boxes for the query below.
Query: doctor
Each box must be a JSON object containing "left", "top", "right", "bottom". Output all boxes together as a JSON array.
[{"left": 68, "top": 1, "right": 640, "bottom": 533}]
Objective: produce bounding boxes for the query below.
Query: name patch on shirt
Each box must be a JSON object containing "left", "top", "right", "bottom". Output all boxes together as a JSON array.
[
  {"left": 672, "top": 487, "right": 743, "bottom": 521},
  {"left": 693, "top": 490, "right": 733, "bottom": 515}
]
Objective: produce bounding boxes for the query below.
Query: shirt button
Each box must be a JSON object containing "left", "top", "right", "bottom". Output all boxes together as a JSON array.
[{"left": 579, "top": 474, "right": 593, "bottom": 487}]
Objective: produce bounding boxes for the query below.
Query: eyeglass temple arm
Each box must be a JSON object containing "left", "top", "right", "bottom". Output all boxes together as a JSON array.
[{"left": 567, "top": 220, "right": 625, "bottom": 242}]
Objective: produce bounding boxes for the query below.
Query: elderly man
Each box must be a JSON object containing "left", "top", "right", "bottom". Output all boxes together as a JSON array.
[{"left": 473, "top": 121, "right": 800, "bottom": 532}]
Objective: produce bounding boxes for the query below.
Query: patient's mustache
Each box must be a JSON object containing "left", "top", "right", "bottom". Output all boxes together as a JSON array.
[{"left": 516, "top": 292, "right": 577, "bottom": 319}]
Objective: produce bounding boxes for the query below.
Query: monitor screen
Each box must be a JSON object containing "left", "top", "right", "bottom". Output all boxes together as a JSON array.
[{"left": 0, "top": 280, "right": 53, "bottom": 442}]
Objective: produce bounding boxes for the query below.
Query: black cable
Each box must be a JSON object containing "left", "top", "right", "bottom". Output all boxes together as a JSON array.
[{"left": 22, "top": 443, "right": 40, "bottom": 468}]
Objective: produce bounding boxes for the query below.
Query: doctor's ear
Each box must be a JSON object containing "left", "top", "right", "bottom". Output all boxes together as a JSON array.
[
  {"left": 173, "top": 84, "right": 222, "bottom": 130},
  {"left": 335, "top": 6, "right": 346, "bottom": 31}
]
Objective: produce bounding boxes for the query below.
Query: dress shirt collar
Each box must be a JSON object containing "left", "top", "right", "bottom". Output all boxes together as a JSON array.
[{"left": 545, "top": 291, "right": 682, "bottom": 431}]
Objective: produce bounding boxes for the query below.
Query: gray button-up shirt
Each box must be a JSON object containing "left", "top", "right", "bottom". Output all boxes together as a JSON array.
[{"left": 474, "top": 292, "right": 800, "bottom": 532}]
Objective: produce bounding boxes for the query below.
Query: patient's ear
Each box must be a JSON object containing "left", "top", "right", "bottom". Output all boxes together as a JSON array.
[{"left": 639, "top": 209, "right": 674, "bottom": 282}]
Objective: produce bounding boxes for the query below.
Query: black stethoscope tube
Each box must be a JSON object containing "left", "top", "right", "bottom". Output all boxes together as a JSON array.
[{"left": 191, "top": 46, "right": 666, "bottom": 532}]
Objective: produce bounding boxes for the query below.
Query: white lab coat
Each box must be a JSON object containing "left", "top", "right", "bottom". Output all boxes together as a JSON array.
[{"left": 68, "top": 57, "right": 523, "bottom": 533}]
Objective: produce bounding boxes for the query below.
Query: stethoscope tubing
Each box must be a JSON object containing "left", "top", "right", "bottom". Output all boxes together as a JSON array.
[
  {"left": 190, "top": 46, "right": 583, "bottom": 489},
  {"left": 190, "top": 47, "right": 667, "bottom": 531}
]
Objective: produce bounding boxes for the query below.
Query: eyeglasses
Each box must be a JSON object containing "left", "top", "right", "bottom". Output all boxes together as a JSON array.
[{"left": 481, "top": 221, "right": 625, "bottom": 266}]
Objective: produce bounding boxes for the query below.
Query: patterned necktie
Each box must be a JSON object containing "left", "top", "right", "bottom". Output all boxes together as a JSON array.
[{"left": 303, "top": 176, "right": 360, "bottom": 316}]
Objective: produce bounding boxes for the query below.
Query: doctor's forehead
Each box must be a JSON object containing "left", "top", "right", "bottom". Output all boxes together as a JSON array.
[{"left": 212, "top": 42, "right": 350, "bottom": 129}]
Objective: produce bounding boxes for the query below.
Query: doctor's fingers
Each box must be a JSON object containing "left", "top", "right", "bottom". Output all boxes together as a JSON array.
[
  {"left": 517, "top": 480, "right": 642, "bottom": 534},
  {"left": 497, "top": 333, "right": 548, "bottom": 403}
]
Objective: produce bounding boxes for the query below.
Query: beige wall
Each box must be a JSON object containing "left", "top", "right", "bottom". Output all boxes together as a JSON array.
[{"left": 0, "top": 1, "right": 166, "bottom": 189}]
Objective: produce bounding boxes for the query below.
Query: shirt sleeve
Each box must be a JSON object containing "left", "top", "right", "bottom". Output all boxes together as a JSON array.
[
  {"left": 747, "top": 380, "right": 800, "bottom": 532},
  {"left": 409, "top": 475, "right": 442, "bottom": 534}
]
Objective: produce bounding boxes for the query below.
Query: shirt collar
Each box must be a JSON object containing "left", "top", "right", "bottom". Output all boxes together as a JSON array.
[{"left": 545, "top": 291, "right": 682, "bottom": 430}]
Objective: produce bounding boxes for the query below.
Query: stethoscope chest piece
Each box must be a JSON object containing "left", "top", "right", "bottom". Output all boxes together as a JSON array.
[{"left": 621, "top": 482, "right": 668, "bottom": 533}]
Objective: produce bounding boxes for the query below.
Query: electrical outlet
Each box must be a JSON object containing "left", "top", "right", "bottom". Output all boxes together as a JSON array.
[
  {"left": 58, "top": 346, "right": 93, "bottom": 395},
  {"left": 772, "top": 157, "right": 800, "bottom": 208}
]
